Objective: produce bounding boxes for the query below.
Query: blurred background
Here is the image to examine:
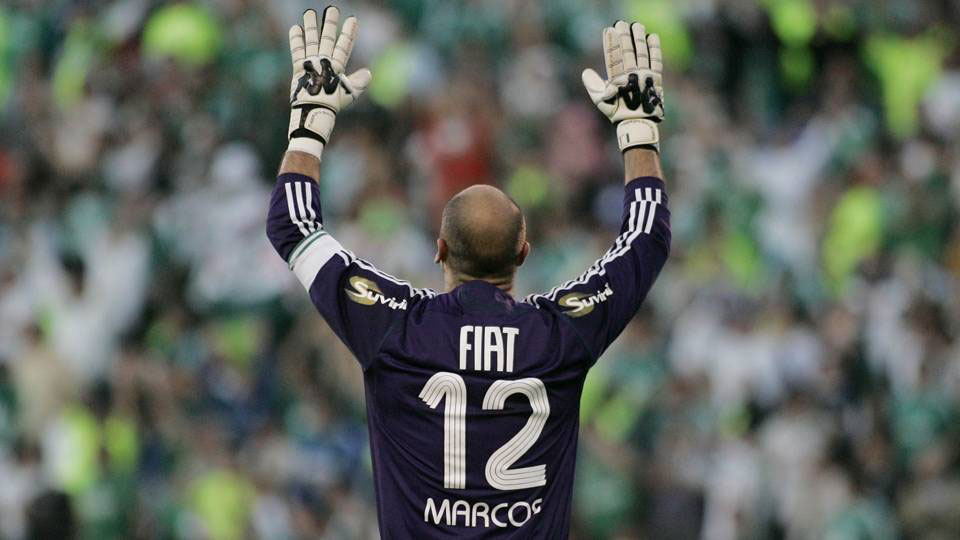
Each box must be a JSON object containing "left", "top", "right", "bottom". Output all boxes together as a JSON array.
[{"left": 1, "top": 0, "right": 959, "bottom": 538}]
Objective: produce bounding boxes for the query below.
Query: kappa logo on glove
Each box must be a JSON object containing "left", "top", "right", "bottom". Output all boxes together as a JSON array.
[
  {"left": 606, "top": 73, "right": 662, "bottom": 116},
  {"left": 293, "top": 58, "right": 345, "bottom": 101}
]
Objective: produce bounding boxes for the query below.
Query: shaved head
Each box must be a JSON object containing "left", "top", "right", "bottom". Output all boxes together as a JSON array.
[{"left": 440, "top": 185, "right": 526, "bottom": 280}]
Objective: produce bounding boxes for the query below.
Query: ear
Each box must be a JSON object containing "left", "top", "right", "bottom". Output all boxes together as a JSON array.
[
  {"left": 435, "top": 238, "right": 447, "bottom": 264},
  {"left": 516, "top": 241, "right": 530, "bottom": 267}
]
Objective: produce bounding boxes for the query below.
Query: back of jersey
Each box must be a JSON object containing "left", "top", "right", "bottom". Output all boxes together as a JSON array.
[
  {"left": 365, "top": 280, "right": 591, "bottom": 539},
  {"left": 266, "top": 173, "right": 669, "bottom": 539}
]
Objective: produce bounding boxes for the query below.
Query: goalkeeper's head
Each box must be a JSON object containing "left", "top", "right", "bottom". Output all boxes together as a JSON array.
[{"left": 436, "top": 185, "right": 530, "bottom": 291}]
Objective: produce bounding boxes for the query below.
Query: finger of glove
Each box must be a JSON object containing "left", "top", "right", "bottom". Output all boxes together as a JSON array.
[
  {"left": 319, "top": 5, "right": 340, "bottom": 58},
  {"left": 331, "top": 16, "right": 357, "bottom": 73},
  {"left": 582, "top": 68, "right": 617, "bottom": 102},
  {"left": 603, "top": 27, "right": 623, "bottom": 80},
  {"left": 581, "top": 68, "right": 604, "bottom": 101},
  {"left": 303, "top": 9, "right": 320, "bottom": 58},
  {"left": 632, "top": 23, "right": 649, "bottom": 69},
  {"left": 648, "top": 33, "right": 664, "bottom": 86},
  {"left": 614, "top": 21, "right": 637, "bottom": 72},
  {"left": 342, "top": 68, "right": 372, "bottom": 96},
  {"left": 289, "top": 24, "right": 306, "bottom": 71}
]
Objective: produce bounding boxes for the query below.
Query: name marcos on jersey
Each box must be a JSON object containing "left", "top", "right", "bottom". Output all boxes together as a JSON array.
[
  {"left": 345, "top": 275, "right": 408, "bottom": 310},
  {"left": 557, "top": 283, "right": 613, "bottom": 317},
  {"left": 424, "top": 497, "right": 544, "bottom": 529}
]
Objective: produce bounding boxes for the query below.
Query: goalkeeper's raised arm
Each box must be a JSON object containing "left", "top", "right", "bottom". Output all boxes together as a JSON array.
[
  {"left": 266, "top": 7, "right": 435, "bottom": 368},
  {"left": 524, "top": 20, "right": 671, "bottom": 363}
]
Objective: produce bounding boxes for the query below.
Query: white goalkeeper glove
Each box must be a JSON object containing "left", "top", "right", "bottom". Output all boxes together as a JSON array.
[
  {"left": 287, "top": 6, "right": 372, "bottom": 160},
  {"left": 582, "top": 20, "right": 664, "bottom": 152}
]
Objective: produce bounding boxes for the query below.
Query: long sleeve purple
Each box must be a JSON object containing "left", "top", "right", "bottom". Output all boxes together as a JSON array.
[{"left": 523, "top": 176, "right": 671, "bottom": 364}]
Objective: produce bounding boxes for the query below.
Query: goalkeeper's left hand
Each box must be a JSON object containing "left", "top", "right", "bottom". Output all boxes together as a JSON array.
[
  {"left": 287, "top": 6, "right": 372, "bottom": 160},
  {"left": 582, "top": 20, "right": 664, "bottom": 152}
]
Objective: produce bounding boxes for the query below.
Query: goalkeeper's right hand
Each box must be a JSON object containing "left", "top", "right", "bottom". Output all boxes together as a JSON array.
[
  {"left": 582, "top": 21, "right": 664, "bottom": 152},
  {"left": 287, "top": 6, "right": 372, "bottom": 161}
]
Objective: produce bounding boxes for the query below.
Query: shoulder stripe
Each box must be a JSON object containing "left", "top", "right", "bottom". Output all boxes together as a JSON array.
[
  {"left": 523, "top": 186, "right": 662, "bottom": 306},
  {"left": 340, "top": 249, "right": 438, "bottom": 298}
]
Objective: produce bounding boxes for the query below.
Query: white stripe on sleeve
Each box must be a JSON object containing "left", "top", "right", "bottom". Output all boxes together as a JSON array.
[
  {"left": 294, "top": 182, "right": 315, "bottom": 233},
  {"left": 303, "top": 182, "right": 319, "bottom": 232},
  {"left": 285, "top": 183, "right": 310, "bottom": 237},
  {"left": 643, "top": 187, "right": 659, "bottom": 234}
]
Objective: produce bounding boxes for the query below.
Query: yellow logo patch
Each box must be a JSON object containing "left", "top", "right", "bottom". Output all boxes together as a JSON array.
[
  {"left": 345, "top": 276, "right": 408, "bottom": 310},
  {"left": 558, "top": 283, "right": 614, "bottom": 317}
]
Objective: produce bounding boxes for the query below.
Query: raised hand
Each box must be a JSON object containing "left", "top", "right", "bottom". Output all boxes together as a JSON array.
[
  {"left": 287, "top": 6, "right": 372, "bottom": 160},
  {"left": 582, "top": 21, "right": 664, "bottom": 152}
]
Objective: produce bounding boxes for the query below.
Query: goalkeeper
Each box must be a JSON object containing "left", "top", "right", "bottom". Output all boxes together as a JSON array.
[{"left": 266, "top": 6, "right": 670, "bottom": 538}]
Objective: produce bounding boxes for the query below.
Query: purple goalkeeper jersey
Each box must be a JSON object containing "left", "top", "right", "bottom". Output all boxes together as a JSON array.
[{"left": 266, "top": 172, "right": 670, "bottom": 539}]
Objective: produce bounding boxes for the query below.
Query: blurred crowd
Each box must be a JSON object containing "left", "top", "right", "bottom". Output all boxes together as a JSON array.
[{"left": 1, "top": 0, "right": 960, "bottom": 538}]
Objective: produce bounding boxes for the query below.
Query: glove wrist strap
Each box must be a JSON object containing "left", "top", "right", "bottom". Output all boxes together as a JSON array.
[
  {"left": 288, "top": 105, "right": 337, "bottom": 160},
  {"left": 287, "top": 138, "right": 325, "bottom": 160},
  {"left": 617, "top": 119, "right": 659, "bottom": 152}
]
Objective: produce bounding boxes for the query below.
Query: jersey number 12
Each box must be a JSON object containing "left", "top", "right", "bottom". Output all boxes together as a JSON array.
[{"left": 419, "top": 372, "right": 550, "bottom": 491}]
